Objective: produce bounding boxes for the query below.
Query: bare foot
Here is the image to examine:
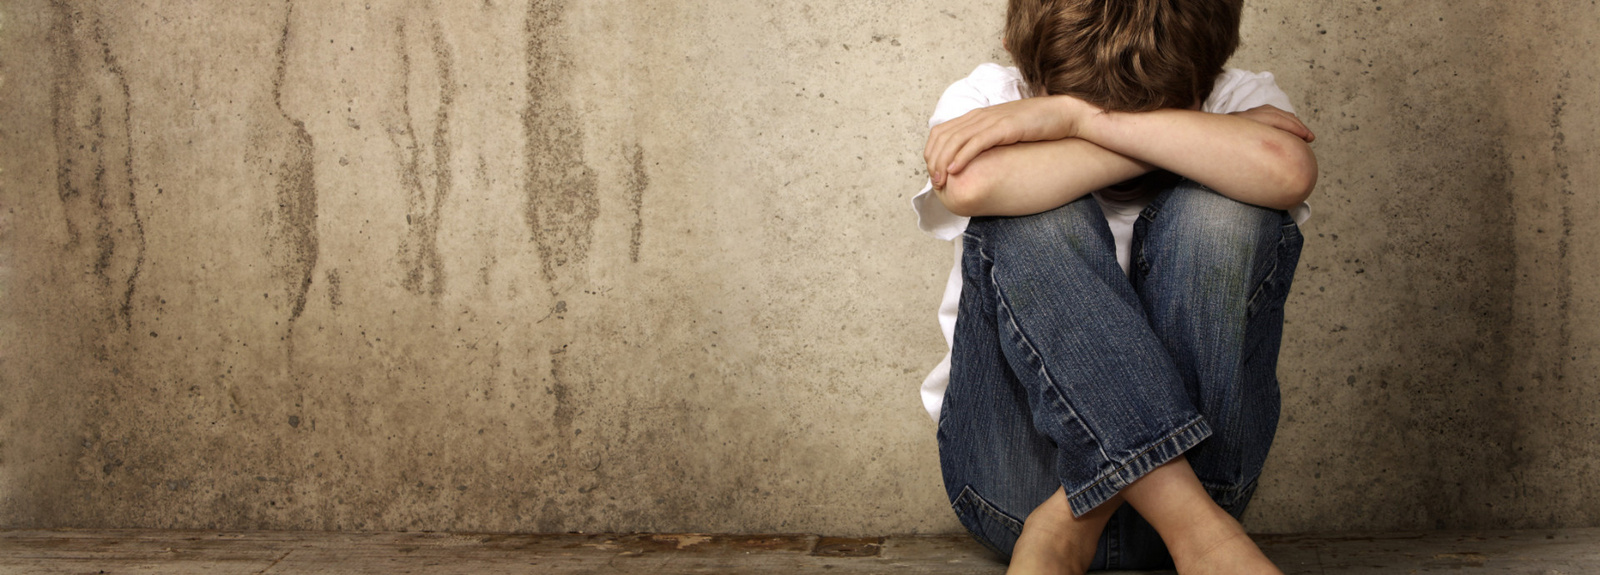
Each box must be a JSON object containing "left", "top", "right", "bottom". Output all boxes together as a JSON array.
[
  {"left": 1118, "top": 456, "right": 1282, "bottom": 575},
  {"left": 1006, "top": 488, "right": 1117, "bottom": 575},
  {"left": 1175, "top": 530, "right": 1282, "bottom": 575}
]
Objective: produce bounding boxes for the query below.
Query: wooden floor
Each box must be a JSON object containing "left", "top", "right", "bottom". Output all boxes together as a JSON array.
[{"left": 2, "top": 528, "right": 1597, "bottom": 574}]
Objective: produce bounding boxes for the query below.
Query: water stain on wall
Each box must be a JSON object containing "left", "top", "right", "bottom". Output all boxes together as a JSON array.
[
  {"left": 325, "top": 268, "right": 342, "bottom": 308},
  {"left": 625, "top": 143, "right": 648, "bottom": 263},
  {"left": 1547, "top": 73, "right": 1573, "bottom": 369},
  {"left": 268, "top": 1, "right": 319, "bottom": 326},
  {"left": 394, "top": 16, "right": 455, "bottom": 299},
  {"left": 521, "top": 0, "right": 599, "bottom": 287},
  {"left": 48, "top": 1, "right": 146, "bottom": 332}
]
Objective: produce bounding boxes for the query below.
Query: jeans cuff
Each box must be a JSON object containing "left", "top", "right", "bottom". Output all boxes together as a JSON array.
[{"left": 1064, "top": 417, "right": 1213, "bottom": 516}]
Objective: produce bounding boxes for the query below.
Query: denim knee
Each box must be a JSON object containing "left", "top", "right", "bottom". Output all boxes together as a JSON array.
[
  {"left": 965, "top": 196, "right": 1110, "bottom": 263},
  {"left": 1132, "top": 181, "right": 1303, "bottom": 497},
  {"left": 1137, "top": 183, "right": 1284, "bottom": 266},
  {"left": 1134, "top": 183, "right": 1292, "bottom": 310}
]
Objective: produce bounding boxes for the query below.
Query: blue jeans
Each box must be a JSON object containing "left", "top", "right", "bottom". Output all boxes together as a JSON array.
[{"left": 936, "top": 182, "right": 1304, "bottom": 570}]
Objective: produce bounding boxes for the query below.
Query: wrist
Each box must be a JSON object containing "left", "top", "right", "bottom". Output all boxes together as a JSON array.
[
  {"left": 1066, "top": 98, "right": 1109, "bottom": 142},
  {"left": 1029, "top": 95, "right": 1090, "bottom": 141}
]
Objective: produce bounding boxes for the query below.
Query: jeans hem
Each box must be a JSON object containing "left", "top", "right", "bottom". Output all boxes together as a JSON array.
[{"left": 1064, "top": 417, "right": 1213, "bottom": 516}]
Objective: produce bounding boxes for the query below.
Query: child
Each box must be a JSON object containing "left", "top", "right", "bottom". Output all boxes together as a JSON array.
[{"left": 912, "top": 0, "right": 1316, "bottom": 573}]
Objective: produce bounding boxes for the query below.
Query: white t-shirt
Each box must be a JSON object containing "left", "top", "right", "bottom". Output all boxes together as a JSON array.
[{"left": 913, "top": 63, "right": 1312, "bottom": 422}]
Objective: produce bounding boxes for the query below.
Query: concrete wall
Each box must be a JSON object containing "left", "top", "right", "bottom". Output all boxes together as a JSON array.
[{"left": 0, "top": 0, "right": 1594, "bottom": 535}]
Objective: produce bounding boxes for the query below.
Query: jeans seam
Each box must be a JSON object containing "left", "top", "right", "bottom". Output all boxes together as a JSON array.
[
  {"left": 988, "top": 260, "right": 1114, "bottom": 467},
  {"left": 1200, "top": 479, "right": 1247, "bottom": 508},
  {"left": 1244, "top": 226, "right": 1289, "bottom": 319},
  {"left": 964, "top": 486, "right": 1023, "bottom": 531},
  {"left": 952, "top": 485, "right": 1023, "bottom": 558},
  {"left": 1104, "top": 511, "right": 1121, "bottom": 568}
]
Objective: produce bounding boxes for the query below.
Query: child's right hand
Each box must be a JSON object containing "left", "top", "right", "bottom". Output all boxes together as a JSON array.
[
  {"left": 1227, "top": 106, "right": 1316, "bottom": 143},
  {"left": 924, "top": 95, "right": 1099, "bottom": 189}
]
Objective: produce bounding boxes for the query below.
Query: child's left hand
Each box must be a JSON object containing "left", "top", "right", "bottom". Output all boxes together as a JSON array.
[
  {"left": 924, "top": 95, "right": 1099, "bottom": 189},
  {"left": 1228, "top": 105, "right": 1316, "bottom": 143}
]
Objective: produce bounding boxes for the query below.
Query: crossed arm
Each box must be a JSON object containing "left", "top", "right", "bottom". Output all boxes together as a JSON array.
[{"left": 923, "top": 94, "right": 1318, "bottom": 217}]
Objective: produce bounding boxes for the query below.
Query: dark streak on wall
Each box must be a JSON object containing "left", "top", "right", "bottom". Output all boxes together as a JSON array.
[
  {"left": 48, "top": 1, "right": 145, "bottom": 332},
  {"left": 548, "top": 355, "right": 574, "bottom": 431},
  {"left": 1548, "top": 73, "right": 1572, "bottom": 368},
  {"left": 522, "top": 0, "right": 599, "bottom": 287},
  {"left": 625, "top": 143, "right": 648, "bottom": 263},
  {"left": 48, "top": 0, "right": 82, "bottom": 247},
  {"left": 90, "top": 17, "right": 146, "bottom": 332},
  {"left": 395, "top": 16, "right": 455, "bottom": 299},
  {"left": 326, "top": 268, "right": 342, "bottom": 308},
  {"left": 270, "top": 0, "right": 319, "bottom": 326}
]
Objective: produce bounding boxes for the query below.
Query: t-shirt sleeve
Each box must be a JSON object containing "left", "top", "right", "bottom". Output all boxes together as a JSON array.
[
  {"left": 911, "top": 68, "right": 998, "bottom": 240},
  {"left": 1205, "top": 69, "right": 1295, "bottom": 115}
]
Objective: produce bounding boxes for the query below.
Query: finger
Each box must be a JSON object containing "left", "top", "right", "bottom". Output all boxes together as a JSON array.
[
  {"left": 1282, "top": 115, "right": 1314, "bottom": 142},
  {"left": 924, "top": 122, "right": 950, "bottom": 174},
  {"left": 933, "top": 123, "right": 972, "bottom": 185},
  {"left": 934, "top": 116, "right": 985, "bottom": 177},
  {"left": 1268, "top": 113, "right": 1312, "bottom": 142},
  {"left": 1282, "top": 114, "right": 1315, "bottom": 142},
  {"left": 926, "top": 123, "right": 956, "bottom": 186},
  {"left": 948, "top": 127, "right": 1001, "bottom": 175},
  {"left": 926, "top": 114, "right": 975, "bottom": 184}
]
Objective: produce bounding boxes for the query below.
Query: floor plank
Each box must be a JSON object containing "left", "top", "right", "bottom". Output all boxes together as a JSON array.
[{"left": 2, "top": 528, "right": 1596, "bottom": 574}]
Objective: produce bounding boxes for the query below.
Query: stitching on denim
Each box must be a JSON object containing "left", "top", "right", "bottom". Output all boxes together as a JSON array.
[
  {"left": 952, "top": 485, "right": 1023, "bottom": 555},
  {"left": 1065, "top": 416, "right": 1209, "bottom": 502},
  {"left": 1103, "top": 510, "right": 1122, "bottom": 568},
  {"left": 972, "top": 491, "right": 1024, "bottom": 533},
  {"left": 1244, "top": 225, "right": 1291, "bottom": 318},
  {"left": 1197, "top": 474, "right": 1262, "bottom": 510},
  {"left": 987, "top": 263, "right": 1113, "bottom": 465}
]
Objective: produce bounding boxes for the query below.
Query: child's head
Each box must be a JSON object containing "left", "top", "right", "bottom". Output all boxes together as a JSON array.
[{"left": 1005, "top": 0, "right": 1243, "bottom": 111}]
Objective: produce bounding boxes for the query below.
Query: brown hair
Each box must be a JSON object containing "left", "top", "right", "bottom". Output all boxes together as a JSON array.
[{"left": 1005, "top": 0, "right": 1243, "bottom": 112}]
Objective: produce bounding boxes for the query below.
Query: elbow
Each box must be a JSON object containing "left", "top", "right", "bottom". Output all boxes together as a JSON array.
[
  {"left": 1261, "top": 138, "right": 1318, "bottom": 210},
  {"left": 938, "top": 167, "right": 993, "bottom": 217},
  {"left": 1282, "top": 149, "right": 1318, "bottom": 207}
]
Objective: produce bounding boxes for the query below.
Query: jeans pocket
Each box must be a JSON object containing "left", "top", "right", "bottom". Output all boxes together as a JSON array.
[{"left": 950, "top": 485, "right": 1024, "bottom": 560}]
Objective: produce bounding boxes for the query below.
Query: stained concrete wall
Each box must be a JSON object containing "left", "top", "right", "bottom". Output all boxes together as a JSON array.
[{"left": 0, "top": 0, "right": 1594, "bottom": 535}]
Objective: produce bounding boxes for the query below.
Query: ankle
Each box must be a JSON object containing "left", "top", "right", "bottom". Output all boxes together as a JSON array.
[
  {"left": 1172, "top": 530, "right": 1282, "bottom": 575},
  {"left": 1023, "top": 489, "right": 1076, "bottom": 527},
  {"left": 1188, "top": 529, "right": 1250, "bottom": 563},
  {"left": 1008, "top": 491, "right": 1110, "bottom": 575},
  {"left": 1162, "top": 506, "right": 1247, "bottom": 560}
]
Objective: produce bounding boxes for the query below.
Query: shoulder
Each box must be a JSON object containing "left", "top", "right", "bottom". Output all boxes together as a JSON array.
[
  {"left": 929, "top": 63, "right": 1026, "bottom": 127},
  {"left": 1203, "top": 68, "right": 1296, "bottom": 115},
  {"left": 966, "top": 62, "right": 1024, "bottom": 95}
]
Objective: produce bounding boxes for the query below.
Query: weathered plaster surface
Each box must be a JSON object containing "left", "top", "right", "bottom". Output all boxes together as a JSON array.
[{"left": 0, "top": 0, "right": 1595, "bottom": 534}]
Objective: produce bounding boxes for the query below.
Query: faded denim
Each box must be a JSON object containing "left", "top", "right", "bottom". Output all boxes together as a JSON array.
[{"left": 937, "top": 182, "right": 1304, "bottom": 570}]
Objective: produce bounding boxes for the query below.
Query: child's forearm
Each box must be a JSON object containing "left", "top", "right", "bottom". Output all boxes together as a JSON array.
[
  {"left": 927, "top": 95, "right": 1317, "bottom": 216},
  {"left": 936, "top": 138, "right": 1151, "bottom": 217},
  {"left": 1076, "top": 108, "right": 1317, "bottom": 210}
]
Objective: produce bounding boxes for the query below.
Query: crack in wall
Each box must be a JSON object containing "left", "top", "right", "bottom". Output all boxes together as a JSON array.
[
  {"left": 521, "top": 0, "right": 599, "bottom": 288},
  {"left": 394, "top": 15, "right": 455, "bottom": 299}
]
